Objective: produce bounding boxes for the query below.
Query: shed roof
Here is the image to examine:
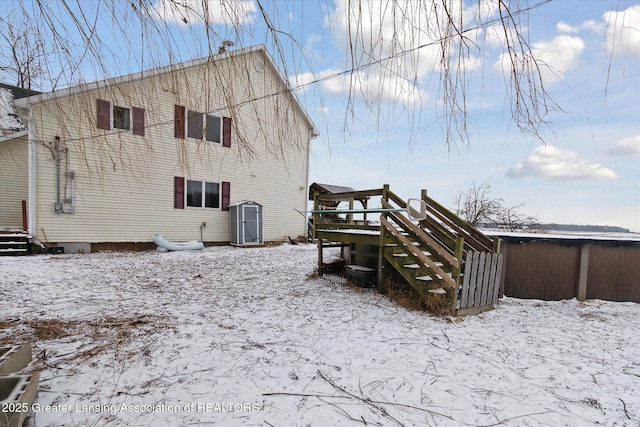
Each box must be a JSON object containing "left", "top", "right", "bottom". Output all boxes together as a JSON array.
[{"left": 308, "top": 183, "right": 355, "bottom": 200}]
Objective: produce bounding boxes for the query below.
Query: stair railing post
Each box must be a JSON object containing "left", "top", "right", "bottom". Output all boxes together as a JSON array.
[
  {"left": 452, "top": 236, "right": 465, "bottom": 314},
  {"left": 363, "top": 198, "right": 368, "bottom": 224},
  {"left": 377, "top": 184, "right": 390, "bottom": 292},
  {"left": 492, "top": 237, "right": 501, "bottom": 253}
]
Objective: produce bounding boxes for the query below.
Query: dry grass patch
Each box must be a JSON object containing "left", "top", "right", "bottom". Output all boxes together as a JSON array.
[{"left": 1, "top": 314, "right": 173, "bottom": 369}]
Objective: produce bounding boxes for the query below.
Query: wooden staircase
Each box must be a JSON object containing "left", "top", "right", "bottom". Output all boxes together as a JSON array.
[
  {"left": 378, "top": 187, "right": 502, "bottom": 315},
  {"left": 313, "top": 184, "right": 503, "bottom": 315}
]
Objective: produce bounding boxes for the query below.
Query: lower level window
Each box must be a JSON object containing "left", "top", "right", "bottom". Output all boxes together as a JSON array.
[{"left": 186, "top": 180, "right": 220, "bottom": 209}]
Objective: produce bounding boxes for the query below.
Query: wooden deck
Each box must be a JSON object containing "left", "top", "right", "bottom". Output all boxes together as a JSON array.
[{"left": 312, "top": 185, "right": 503, "bottom": 316}]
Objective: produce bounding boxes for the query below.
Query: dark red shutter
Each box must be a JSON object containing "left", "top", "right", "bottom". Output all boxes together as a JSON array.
[
  {"left": 174, "top": 177, "right": 185, "bottom": 209},
  {"left": 222, "top": 181, "right": 230, "bottom": 211},
  {"left": 132, "top": 107, "right": 145, "bottom": 136},
  {"left": 222, "top": 116, "right": 231, "bottom": 147},
  {"left": 174, "top": 105, "right": 185, "bottom": 139},
  {"left": 96, "top": 99, "right": 110, "bottom": 130}
]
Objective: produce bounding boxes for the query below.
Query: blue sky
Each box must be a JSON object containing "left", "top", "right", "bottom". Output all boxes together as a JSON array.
[
  {"left": 297, "top": 1, "right": 640, "bottom": 232},
  {"left": 2, "top": 0, "right": 638, "bottom": 231}
]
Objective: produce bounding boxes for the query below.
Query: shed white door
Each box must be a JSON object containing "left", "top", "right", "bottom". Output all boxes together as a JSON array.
[{"left": 242, "top": 205, "right": 260, "bottom": 244}]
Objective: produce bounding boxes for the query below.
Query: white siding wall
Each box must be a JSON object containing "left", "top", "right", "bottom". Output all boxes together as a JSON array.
[
  {"left": 29, "top": 49, "right": 312, "bottom": 244},
  {"left": 0, "top": 136, "right": 28, "bottom": 228}
]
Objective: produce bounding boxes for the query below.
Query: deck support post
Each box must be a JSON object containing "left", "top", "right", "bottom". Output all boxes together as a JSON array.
[
  {"left": 377, "top": 184, "right": 390, "bottom": 292},
  {"left": 318, "top": 238, "right": 324, "bottom": 276}
]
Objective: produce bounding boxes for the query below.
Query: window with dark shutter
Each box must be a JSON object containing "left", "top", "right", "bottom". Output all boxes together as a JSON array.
[
  {"left": 204, "top": 182, "right": 220, "bottom": 208},
  {"left": 132, "top": 107, "right": 145, "bottom": 136},
  {"left": 187, "top": 110, "right": 203, "bottom": 139},
  {"left": 113, "top": 106, "right": 131, "bottom": 130},
  {"left": 222, "top": 117, "right": 232, "bottom": 147},
  {"left": 174, "top": 105, "right": 185, "bottom": 139},
  {"left": 222, "top": 181, "right": 230, "bottom": 211},
  {"left": 174, "top": 176, "right": 185, "bottom": 209},
  {"left": 206, "top": 115, "right": 221, "bottom": 143},
  {"left": 96, "top": 99, "right": 111, "bottom": 130}
]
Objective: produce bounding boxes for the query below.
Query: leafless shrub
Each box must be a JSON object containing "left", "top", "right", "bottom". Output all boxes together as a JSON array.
[{"left": 454, "top": 180, "right": 540, "bottom": 231}]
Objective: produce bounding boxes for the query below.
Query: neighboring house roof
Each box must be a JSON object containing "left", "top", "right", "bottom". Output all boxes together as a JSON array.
[
  {"left": 0, "top": 87, "right": 25, "bottom": 132},
  {"left": 0, "top": 83, "right": 41, "bottom": 100},
  {"left": 13, "top": 45, "right": 318, "bottom": 137}
]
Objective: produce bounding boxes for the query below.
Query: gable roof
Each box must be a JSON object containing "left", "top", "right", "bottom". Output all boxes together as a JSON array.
[{"left": 13, "top": 45, "right": 318, "bottom": 137}]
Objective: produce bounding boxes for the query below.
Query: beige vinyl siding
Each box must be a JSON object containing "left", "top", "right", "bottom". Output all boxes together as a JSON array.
[
  {"left": 28, "top": 49, "right": 312, "bottom": 244},
  {"left": 0, "top": 136, "right": 28, "bottom": 228}
]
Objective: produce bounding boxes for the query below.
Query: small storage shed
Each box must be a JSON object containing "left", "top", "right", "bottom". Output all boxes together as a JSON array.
[{"left": 230, "top": 201, "right": 263, "bottom": 246}]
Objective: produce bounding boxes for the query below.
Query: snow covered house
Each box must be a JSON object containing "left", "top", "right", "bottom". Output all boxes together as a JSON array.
[{"left": 0, "top": 45, "right": 317, "bottom": 253}]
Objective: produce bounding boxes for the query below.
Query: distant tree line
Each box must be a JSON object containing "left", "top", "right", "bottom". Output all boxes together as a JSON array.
[{"left": 453, "top": 181, "right": 630, "bottom": 233}]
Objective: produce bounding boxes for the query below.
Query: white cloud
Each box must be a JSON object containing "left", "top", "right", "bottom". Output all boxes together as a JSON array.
[
  {"left": 151, "top": 0, "right": 256, "bottom": 25},
  {"left": 495, "top": 35, "right": 585, "bottom": 84},
  {"left": 506, "top": 145, "right": 618, "bottom": 181},
  {"left": 557, "top": 19, "right": 604, "bottom": 34},
  {"left": 604, "top": 4, "right": 640, "bottom": 57},
  {"left": 291, "top": 69, "right": 428, "bottom": 105},
  {"left": 556, "top": 21, "right": 580, "bottom": 34},
  {"left": 582, "top": 20, "right": 605, "bottom": 34},
  {"left": 533, "top": 35, "right": 585, "bottom": 83},
  {"left": 607, "top": 134, "right": 640, "bottom": 156}
]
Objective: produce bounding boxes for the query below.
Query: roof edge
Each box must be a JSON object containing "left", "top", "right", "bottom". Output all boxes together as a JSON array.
[
  {"left": 0, "top": 129, "right": 28, "bottom": 144},
  {"left": 13, "top": 44, "right": 318, "bottom": 135}
]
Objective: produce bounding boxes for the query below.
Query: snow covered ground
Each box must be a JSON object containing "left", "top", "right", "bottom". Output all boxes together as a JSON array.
[{"left": 1, "top": 244, "right": 639, "bottom": 426}]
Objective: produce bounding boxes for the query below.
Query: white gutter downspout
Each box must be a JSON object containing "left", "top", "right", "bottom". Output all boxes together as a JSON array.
[{"left": 27, "top": 109, "right": 36, "bottom": 236}]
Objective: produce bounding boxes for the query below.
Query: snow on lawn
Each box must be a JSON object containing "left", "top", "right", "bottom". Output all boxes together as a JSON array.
[{"left": 1, "top": 244, "right": 639, "bottom": 426}]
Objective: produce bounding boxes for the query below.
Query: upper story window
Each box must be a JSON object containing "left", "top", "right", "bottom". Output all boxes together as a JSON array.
[
  {"left": 174, "top": 104, "right": 231, "bottom": 147},
  {"left": 113, "top": 106, "right": 131, "bottom": 130},
  {"left": 187, "top": 110, "right": 203, "bottom": 139},
  {"left": 96, "top": 99, "right": 144, "bottom": 136},
  {"left": 187, "top": 110, "right": 221, "bottom": 143}
]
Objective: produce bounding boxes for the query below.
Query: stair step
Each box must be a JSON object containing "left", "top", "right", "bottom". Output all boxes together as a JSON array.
[
  {"left": 416, "top": 274, "right": 444, "bottom": 281},
  {"left": 0, "top": 233, "right": 30, "bottom": 256}
]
